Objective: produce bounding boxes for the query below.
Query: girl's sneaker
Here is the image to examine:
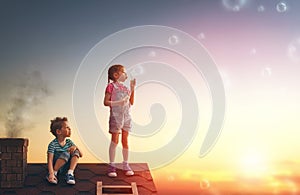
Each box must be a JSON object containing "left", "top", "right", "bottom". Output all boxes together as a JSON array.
[
  {"left": 123, "top": 162, "right": 134, "bottom": 176},
  {"left": 108, "top": 165, "right": 117, "bottom": 177}
]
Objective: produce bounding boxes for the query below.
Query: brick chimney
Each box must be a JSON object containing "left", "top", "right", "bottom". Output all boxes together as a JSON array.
[{"left": 0, "top": 138, "right": 29, "bottom": 188}]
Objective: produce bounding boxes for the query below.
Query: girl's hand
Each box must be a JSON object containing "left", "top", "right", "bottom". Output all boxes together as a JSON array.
[
  {"left": 110, "top": 96, "right": 129, "bottom": 107},
  {"left": 121, "top": 96, "right": 130, "bottom": 106},
  {"left": 130, "top": 78, "right": 136, "bottom": 91}
]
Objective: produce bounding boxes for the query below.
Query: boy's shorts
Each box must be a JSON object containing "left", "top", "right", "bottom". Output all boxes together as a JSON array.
[{"left": 53, "top": 150, "right": 80, "bottom": 173}]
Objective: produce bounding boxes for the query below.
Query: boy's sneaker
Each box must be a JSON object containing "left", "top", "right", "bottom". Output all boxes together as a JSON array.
[
  {"left": 46, "top": 174, "right": 58, "bottom": 184},
  {"left": 123, "top": 162, "right": 134, "bottom": 176},
  {"left": 65, "top": 174, "right": 76, "bottom": 185},
  {"left": 107, "top": 165, "right": 117, "bottom": 177}
]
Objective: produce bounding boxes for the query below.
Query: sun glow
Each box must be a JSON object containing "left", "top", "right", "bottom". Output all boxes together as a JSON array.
[{"left": 240, "top": 150, "right": 269, "bottom": 178}]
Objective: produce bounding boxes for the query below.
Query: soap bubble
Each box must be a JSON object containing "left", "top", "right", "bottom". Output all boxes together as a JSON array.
[
  {"left": 197, "top": 33, "right": 206, "bottom": 40},
  {"left": 129, "top": 64, "right": 144, "bottom": 77},
  {"left": 276, "top": 2, "right": 288, "bottom": 13},
  {"left": 200, "top": 179, "right": 210, "bottom": 189},
  {"left": 257, "top": 5, "right": 265, "bottom": 12},
  {"left": 73, "top": 25, "right": 226, "bottom": 168},
  {"left": 222, "top": 0, "right": 247, "bottom": 12},
  {"left": 168, "top": 35, "right": 179, "bottom": 45},
  {"left": 261, "top": 67, "right": 272, "bottom": 77},
  {"left": 251, "top": 48, "right": 257, "bottom": 55},
  {"left": 148, "top": 51, "right": 157, "bottom": 57},
  {"left": 232, "top": 5, "right": 240, "bottom": 12},
  {"left": 287, "top": 38, "right": 300, "bottom": 63},
  {"left": 167, "top": 175, "right": 175, "bottom": 182}
]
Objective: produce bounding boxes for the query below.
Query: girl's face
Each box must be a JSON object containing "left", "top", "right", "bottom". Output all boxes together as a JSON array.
[{"left": 116, "top": 68, "right": 128, "bottom": 82}]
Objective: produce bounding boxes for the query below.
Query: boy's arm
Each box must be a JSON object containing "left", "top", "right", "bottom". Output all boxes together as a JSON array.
[
  {"left": 68, "top": 140, "right": 82, "bottom": 157},
  {"left": 68, "top": 144, "right": 83, "bottom": 157},
  {"left": 47, "top": 153, "right": 56, "bottom": 178},
  {"left": 76, "top": 147, "right": 83, "bottom": 157}
]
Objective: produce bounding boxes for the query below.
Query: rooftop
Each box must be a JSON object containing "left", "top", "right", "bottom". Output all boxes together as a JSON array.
[{"left": 0, "top": 163, "right": 157, "bottom": 195}]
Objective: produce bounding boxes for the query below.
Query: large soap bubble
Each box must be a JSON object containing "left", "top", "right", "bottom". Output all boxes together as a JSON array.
[{"left": 276, "top": 2, "right": 288, "bottom": 13}]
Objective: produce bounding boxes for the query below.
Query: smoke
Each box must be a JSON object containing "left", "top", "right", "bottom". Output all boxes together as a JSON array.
[{"left": 5, "top": 70, "right": 51, "bottom": 137}]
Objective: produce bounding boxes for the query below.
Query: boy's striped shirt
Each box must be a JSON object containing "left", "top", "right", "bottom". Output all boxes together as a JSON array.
[{"left": 47, "top": 138, "right": 75, "bottom": 154}]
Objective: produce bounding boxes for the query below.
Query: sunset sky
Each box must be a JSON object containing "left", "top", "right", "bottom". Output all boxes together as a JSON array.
[{"left": 1, "top": 0, "right": 300, "bottom": 194}]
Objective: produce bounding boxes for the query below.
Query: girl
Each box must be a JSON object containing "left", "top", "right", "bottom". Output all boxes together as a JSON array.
[{"left": 103, "top": 64, "right": 136, "bottom": 177}]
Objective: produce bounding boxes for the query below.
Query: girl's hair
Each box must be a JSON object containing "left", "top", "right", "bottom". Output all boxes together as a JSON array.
[
  {"left": 108, "top": 64, "right": 124, "bottom": 83},
  {"left": 50, "top": 117, "right": 68, "bottom": 137}
]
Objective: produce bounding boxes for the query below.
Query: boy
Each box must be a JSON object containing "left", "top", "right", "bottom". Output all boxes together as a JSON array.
[{"left": 46, "top": 117, "right": 83, "bottom": 185}]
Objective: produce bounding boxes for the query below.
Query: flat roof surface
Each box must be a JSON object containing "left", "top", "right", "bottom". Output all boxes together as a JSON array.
[{"left": 0, "top": 163, "right": 157, "bottom": 195}]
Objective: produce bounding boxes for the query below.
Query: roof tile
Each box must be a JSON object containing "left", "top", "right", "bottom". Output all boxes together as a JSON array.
[{"left": 0, "top": 163, "right": 157, "bottom": 195}]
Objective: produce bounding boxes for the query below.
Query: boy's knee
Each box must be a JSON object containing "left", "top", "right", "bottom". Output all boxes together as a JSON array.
[{"left": 58, "top": 151, "right": 70, "bottom": 162}]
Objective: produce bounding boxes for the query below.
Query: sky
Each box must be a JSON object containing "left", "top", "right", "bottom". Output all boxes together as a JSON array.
[{"left": 1, "top": 0, "right": 300, "bottom": 194}]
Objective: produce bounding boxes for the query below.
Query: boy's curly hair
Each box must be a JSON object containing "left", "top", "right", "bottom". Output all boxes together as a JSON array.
[{"left": 50, "top": 117, "right": 68, "bottom": 137}]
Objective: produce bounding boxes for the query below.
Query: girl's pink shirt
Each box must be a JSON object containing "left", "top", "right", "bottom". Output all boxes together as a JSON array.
[{"left": 105, "top": 82, "right": 130, "bottom": 102}]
